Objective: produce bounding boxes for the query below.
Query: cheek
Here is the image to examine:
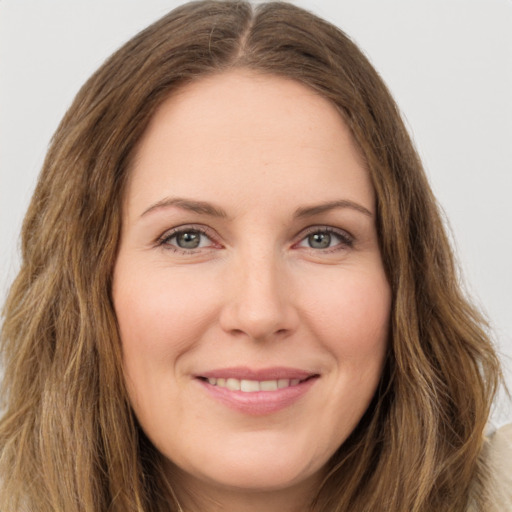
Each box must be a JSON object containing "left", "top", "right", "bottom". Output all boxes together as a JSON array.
[
  {"left": 112, "top": 265, "right": 225, "bottom": 396},
  {"left": 290, "top": 266, "right": 390, "bottom": 452},
  {"left": 112, "top": 264, "right": 225, "bottom": 428},
  {"left": 302, "top": 267, "right": 391, "bottom": 356},
  {"left": 299, "top": 264, "right": 390, "bottom": 420},
  {"left": 115, "top": 267, "right": 217, "bottom": 346}
]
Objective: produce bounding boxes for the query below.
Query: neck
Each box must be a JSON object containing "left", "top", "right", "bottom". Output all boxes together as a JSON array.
[{"left": 169, "top": 468, "right": 319, "bottom": 512}]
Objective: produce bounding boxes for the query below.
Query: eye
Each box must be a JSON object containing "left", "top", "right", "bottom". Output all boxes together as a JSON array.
[
  {"left": 297, "top": 227, "right": 353, "bottom": 251},
  {"left": 306, "top": 232, "right": 333, "bottom": 249},
  {"left": 158, "top": 227, "right": 215, "bottom": 252}
]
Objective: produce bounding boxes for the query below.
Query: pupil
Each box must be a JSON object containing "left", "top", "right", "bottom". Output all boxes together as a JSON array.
[
  {"left": 177, "top": 231, "right": 200, "bottom": 249},
  {"left": 309, "top": 232, "right": 331, "bottom": 249}
]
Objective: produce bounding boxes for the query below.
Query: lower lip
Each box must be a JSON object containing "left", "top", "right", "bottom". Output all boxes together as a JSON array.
[{"left": 197, "top": 377, "right": 318, "bottom": 415}]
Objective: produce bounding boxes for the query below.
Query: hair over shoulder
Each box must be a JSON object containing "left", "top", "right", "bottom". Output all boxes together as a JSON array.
[{"left": 0, "top": 1, "right": 502, "bottom": 511}]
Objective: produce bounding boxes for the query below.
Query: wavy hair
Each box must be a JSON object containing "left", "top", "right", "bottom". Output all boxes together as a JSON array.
[{"left": 0, "top": 1, "right": 501, "bottom": 511}]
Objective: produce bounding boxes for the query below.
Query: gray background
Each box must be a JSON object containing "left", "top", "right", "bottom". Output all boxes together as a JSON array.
[{"left": 1, "top": 0, "right": 511, "bottom": 425}]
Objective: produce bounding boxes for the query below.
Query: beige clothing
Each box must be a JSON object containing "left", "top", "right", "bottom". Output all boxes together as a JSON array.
[
  {"left": 468, "top": 424, "right": 512, "bottom": 511},
  {"left": 486, "top": 424, "right": 512, "bottom": 509}
]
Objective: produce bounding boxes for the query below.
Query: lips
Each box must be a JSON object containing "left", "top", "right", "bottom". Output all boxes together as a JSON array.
[{"left": 195, "top": 367, "right": 319, "bottom": 415}]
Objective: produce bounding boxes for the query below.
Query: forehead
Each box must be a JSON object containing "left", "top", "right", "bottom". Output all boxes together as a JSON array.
[{"left": 126, "top": 69, "right": 374, "bottom": 218}]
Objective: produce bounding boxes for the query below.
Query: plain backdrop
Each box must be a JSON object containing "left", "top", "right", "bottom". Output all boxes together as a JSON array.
[{"left": 1, "top": 0, "right": 511, "bottom": 424}]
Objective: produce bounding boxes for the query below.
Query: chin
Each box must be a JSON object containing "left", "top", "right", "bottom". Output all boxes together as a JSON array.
[{"left": 163, "top": 430, "right": 331, "bottom": 496}]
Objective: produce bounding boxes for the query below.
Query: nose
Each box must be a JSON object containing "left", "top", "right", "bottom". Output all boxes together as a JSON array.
[{"left": 219, "top": 249, "right": 299, "bottom": 342}]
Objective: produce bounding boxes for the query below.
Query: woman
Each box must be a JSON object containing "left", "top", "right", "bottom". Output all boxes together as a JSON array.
[{"left": 0, "top": 1, "right": 509, "bottom": 511}]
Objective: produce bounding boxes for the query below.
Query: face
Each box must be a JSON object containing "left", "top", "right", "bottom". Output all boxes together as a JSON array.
[{"left": 113, "top": 70, "right": 391, "bottom": 507}]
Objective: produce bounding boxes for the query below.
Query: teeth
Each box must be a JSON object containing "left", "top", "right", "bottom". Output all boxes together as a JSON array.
[
  {"left": 260, "top": 380, "right": 278, "bottom": 391},
  {"left": 241, "top": 379, "right": 260, "bottom": 392},
  {"left": 226, "top": 378, "right": 241, "bottom": 391},
  {"left": 205, "top": 377, "right": 303, "bottom": 392}
]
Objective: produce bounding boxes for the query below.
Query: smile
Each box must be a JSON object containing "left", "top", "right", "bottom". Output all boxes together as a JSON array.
[
  {"left": 195, "top": 368, "right": 319, "bottom": 414},
  {"left": 204, "top": 377, "right": 303, "bottom": 392}
]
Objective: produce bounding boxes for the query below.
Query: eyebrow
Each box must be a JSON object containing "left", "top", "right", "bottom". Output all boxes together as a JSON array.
[
  {"left": 140, "top": 197, "right": 372, "bottom": 220},
  {"left": 294, "top": 200, "right": 373, "bottom": 218},
  {"left": 141, "top": 197, "right": 228, "bottom": 218}
]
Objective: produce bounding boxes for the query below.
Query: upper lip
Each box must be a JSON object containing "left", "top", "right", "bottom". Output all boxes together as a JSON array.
[{"left": 197, "top": 367, "right": 318, "bottom": 381}]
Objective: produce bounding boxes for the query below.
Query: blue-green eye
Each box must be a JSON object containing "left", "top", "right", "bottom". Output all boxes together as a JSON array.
[
  {"left": 159, "top": 228, "right": 213, "bottom": 251},
  {"left": 175, "top": 231, "right": 202, "bottom": 249},
  {"left": 298, "top": 228, "right": 353, "bottom": 250},
  {"left": 307, "top": 232, "right": 332, "bottom": 249}
]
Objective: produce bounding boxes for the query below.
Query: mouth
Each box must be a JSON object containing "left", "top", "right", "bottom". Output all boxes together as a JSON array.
[
  {"left": 197, "top": 375, "right": 317, "bottom": 392},
  {"left": 195, "top": 367, "right": 319, "bottom": 414}
]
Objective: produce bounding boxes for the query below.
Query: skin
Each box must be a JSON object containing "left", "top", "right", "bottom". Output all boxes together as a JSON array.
[{"left": 112, "top": 70, "right": 391, "bottom": 512}]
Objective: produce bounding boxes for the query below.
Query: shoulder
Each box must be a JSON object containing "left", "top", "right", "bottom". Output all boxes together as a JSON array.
[
  {"left": 486, "top": 424, "right": 512, "bottom": 493},
  {"left": 473, "top": 423, "right": 512, "bottom": 511}
]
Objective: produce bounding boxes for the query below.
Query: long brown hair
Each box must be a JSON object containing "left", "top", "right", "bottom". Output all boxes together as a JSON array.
[{"left": 0, "top": 2, "right": 501, "bottom": 511}]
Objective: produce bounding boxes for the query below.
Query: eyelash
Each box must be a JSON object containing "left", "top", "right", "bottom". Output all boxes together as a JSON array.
[
  {"left": 296, "top": 226, "right": 354, "bottom": 252},
  {"left": 157, "top": 225, "right": 218, "bottom": 254},
  {"left": 156, "top": 225, "right": 354, "bottom": 254}
]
